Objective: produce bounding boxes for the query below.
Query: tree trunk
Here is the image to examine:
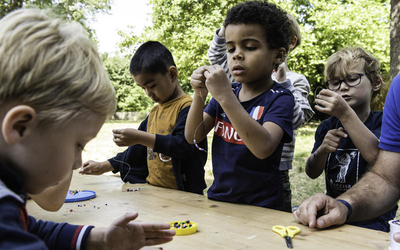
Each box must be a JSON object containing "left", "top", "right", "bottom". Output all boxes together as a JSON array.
[{"left": 390, "top": 0, "right": 400, "bottom": 82}]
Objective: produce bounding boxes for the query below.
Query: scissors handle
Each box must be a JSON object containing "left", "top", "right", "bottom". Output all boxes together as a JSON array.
[
  {"left": 286, "top": 226, "right": 301, "bottom": 238},
  {"left": 272, "top": 225, "right": 287, "bottom": 237}
]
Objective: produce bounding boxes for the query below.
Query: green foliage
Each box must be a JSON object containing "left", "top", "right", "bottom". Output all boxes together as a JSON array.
[
  {"left": 282, "top": 0, "right": 390, "bottom": 119},
  {"left": 102, "top": 55, "right": 153, "bottom": 112},
  {"left": 117, "top": 0, "right": 390, "bottom": 116},
  {"left": 0, "top": 0, "right": 112, "bottom": 40},
  {"left": 120, "top": 0, "right": 241, "bottom": 93}
]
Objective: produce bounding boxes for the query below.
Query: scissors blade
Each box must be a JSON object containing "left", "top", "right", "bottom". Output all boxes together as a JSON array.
[{"left": 284, "top": 236, "right": 293, "bottom": 248}]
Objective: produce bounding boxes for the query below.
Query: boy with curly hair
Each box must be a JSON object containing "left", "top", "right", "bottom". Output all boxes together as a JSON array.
[
  {"left": 185, "top": 1, "right": 294, "bottom": 210},
  {"left": 207, "top": 11, "right": 314, "bottom": 212}
]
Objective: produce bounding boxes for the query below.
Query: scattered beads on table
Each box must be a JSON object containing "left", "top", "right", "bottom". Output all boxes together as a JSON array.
[{"left": 126, "top": 188, "right": 140, "bottom": 192}]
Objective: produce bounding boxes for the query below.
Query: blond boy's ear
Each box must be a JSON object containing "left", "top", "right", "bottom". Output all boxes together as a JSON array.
[
  {"left": 2, "top": 105, "right": 36, "bottom": 145},
  {"left": 372, "top": 75, "right": 383, "bottom": 92},
  {"left": 168, "top": 66, "right": 178, "bottom": 81}
]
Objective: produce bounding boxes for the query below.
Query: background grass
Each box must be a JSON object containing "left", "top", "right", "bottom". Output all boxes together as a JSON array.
[{"left": 82, "top": 121, "right": 323, "bottom": 207}]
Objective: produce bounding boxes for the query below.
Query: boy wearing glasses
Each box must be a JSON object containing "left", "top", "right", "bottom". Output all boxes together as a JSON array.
[{"left": 304, "top": 47, "right": 396, "bottom": 232}]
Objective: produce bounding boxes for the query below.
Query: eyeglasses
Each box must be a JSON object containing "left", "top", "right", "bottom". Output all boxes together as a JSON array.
[{"left": 324, "top": 73, "right": 371, "bottom": 91}]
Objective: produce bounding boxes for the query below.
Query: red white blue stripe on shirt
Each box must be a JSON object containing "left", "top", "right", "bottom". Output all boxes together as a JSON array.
[{"left": 250, "top": 106, "right": 265, "bottom": 121}]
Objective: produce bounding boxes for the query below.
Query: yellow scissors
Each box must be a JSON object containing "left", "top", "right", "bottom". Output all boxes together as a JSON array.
[{"left": 272, "top": 225, "right": 300, "bottom": 248}]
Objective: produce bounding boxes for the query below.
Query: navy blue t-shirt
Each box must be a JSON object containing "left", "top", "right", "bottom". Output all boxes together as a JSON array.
[
  {"left": 313, "top": 111, "right": 396, "bottom": 232},
  {"left": 204, "top": 82, "right": 294, "bottom": 210},
  {"left": 313, "top": 112, "right": 382, "bottom": 197}
]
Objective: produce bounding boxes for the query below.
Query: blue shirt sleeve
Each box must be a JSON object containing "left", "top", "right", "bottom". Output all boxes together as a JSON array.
[{"left": 379, "top": 74, "right": 400, "bottom": 152}]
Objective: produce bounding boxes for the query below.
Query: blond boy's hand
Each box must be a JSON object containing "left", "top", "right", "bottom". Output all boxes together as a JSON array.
[
  {"left": 315, "top": 89, "right": 351, "bottom": 119},
  {"left": 320, "top": 127, "right": 348, "bottom": 154},
  {"left": 79, "top": 160, "right": 113, "bottom": 175},
  {"left": 87, "top": 212, "right": 175, "bottom": 250}
]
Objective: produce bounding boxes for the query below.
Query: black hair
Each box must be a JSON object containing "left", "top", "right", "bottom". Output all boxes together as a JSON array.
[
  {"left": 223, "top": 1, "right": 291, "bottom": 52},
  {"left": 130, "top": 41, "right": 176, "bottom": 75}
]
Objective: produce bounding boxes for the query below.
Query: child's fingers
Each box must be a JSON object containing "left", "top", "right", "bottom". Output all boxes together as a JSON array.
[
  {"left": 145, "top": 236, "right": 174, "bottom": 246},
  {"left": 141, "top": 222, "right": 173, "bottom": 232},
  {"left": 190, "top": 78, "right": 206, "bottom": 88},
  {"left": 203, "top": 65, "right": 224, "bottom": 78},
  {"left": 315, "top": 98, "right": 330, "bottom": 109},
  {"left": 112, "top": 212, "right": 139, "bottom": 227},
  {"left": 317, "top": 89, "right": 332, "bottom": 97},
  {"left": 112, "top": 129, "right": 122, "bottom": 135},
  {"left": 334, "top": 127, "right": 348, "bottom": 138},
  {"left": 82, "top": 161, "right": 90, "bottom": 167}
]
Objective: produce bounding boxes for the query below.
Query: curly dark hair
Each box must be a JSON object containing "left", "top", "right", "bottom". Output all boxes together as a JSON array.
[{"left": 223, "top": 1, "right": 290, "bottom": 52}]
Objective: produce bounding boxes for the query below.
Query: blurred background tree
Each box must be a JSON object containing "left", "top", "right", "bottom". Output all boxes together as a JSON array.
[
  {"left": 2, "top": 0, "right": 398, "bottom": 118},
  {"left": 0, "top": 0, "right": 112, "bottom": 41},
  {"left": 118, "top": 0, "right": 391, "bottom": 120}
]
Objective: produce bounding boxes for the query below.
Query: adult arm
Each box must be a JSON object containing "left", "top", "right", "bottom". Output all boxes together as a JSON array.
[
  {"left": 341, "top": 149, "right": 400, "bottom": 222},
  {"left": 294, "top": 149, "right": 400, "bottom": 228}
]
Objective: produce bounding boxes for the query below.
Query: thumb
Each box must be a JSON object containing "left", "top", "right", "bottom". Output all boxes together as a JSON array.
[
  {"left": 337, "top": 127, "right": 348, "bottom": 138},
  {"left": 112, "top": 129, "right": 121, "bottom": 134},
  {"left": 112, "top": 212, "right": 139, "bottom": 227},
  {"left": 315, "top": 210, "right": 346, "bottom": 229}
]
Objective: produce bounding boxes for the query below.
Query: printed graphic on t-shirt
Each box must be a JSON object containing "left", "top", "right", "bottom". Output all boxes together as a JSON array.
[
  {"left": 214, "top": 106, "right": 265, "bottom": 145},
  {"left": 250, "top": 106, "right": 265, "bottom": 120},
  {"left": 147, "top": 147, "right": 157, "bottom": 160},
  {"left": 327, "top": 149, "right": 359, "bottom": 194},
  {"left": 214, "top": 118, "right": 244, "bottom": 145}
]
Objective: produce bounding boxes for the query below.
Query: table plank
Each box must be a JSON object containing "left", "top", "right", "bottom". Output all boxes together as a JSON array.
[{"left": 26, "top": 173, "right": 390, "bottom": 249}]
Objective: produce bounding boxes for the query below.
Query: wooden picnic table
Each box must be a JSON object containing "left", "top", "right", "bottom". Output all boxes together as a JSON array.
[{"left": 26, "top": 172, "right": 390, "bottom": 249}]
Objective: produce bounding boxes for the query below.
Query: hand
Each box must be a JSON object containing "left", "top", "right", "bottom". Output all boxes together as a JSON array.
[
  {"left": 315, "top": 89, "right": 351, "bottom": 119},
  {"left": 190, "top": 66, "right": 209, "bottom": 101},
  {"left": 87, "top": 212, "right": 175, "bottom": 250},
  {"left": 273, "top": 62, "right": 287, "bottom": 83},
  {"left": 293, "top": 193, "right": 348, "bottom": 229},
  {"left": 319, "top": 127, "right": 348, "bottom": 154},
  {"left": 203, "top": 65, "right": 234, "bottom": 103},
  {"left": 217, "top": 26, "right": 225, "bottom": 37},
  {"left": 79, "top": 160, "right": 113, "bottom": 175},
  {"left": 113, "top": 128, "right": 140, "bottom": 147}
]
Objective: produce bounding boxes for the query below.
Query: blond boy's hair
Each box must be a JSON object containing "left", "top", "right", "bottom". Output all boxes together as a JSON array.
[
  {"left": 0, "top": 8, "right": 116, "bottom": 127},
  {"left": 287, "top": 13, "right": 301, "bottom": 51},
  {"left": 324, "top": 47, "right": 383, "bottom": 98}
]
